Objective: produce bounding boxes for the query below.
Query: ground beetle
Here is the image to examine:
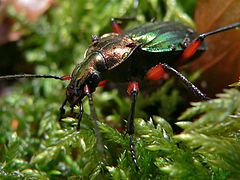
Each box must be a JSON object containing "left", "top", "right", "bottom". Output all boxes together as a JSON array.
[{"left": 0, "top": 19, "right": 239, "bottom": 170}]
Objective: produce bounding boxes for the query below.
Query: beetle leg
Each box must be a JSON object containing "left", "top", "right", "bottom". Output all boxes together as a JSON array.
[
  {"left": 59, "top": 98, "right": 67, "bottom": 125},
  {"left": 111, "top": 18, "right": 124, "bottom": 34},
  {"left": 127, "top": 81, "right": 140, "bottom": 171},
  {"left": 180, "top": 22, "right": 240, "bottom": 62},
  {"left": 162, "top": 63, "right": 209, "bottom": 100},
  {"left": 111, "top": 16, "right": 138, "bottom": 35},
  {"left": 146, "top": 64, "right": 166, "bottom": 81},
  {"left": 111, "top": 0, "right": 138, "bottom": 34},
  {"left": 76, "top": 101, "right": 83, "bottom": 131},
  {"left": 84, "top": 85, "right": 105, "bottom": 157}
]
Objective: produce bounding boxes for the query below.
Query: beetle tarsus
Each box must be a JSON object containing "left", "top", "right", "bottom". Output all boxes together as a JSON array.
[
  {"left": 127, "top": 82, "right": 140, "bottom": 171},
  {"left": 162, "top": 63, "right": 209, "bottom": 100},
  {"left": 130, "top": 134, "right": 140, "bottom": 171}
]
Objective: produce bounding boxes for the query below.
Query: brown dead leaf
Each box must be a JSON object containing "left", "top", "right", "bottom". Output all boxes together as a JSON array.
[
  {"left": 189, "top": 0, "right": 240, "bottom": 96},
  {"left": 0, "top": 0, "right": 53, "bottom": 44},
  {"left": 0, "top": 17, "right": 22, "bottom": 44},
  {"left": 13, "top": 0, "right": 53, "bottom": 22}
]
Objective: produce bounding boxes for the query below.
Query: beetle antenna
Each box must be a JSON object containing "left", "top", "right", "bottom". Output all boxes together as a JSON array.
[{"left": 0, "top": 74, "right": 71, "bottom": 81}]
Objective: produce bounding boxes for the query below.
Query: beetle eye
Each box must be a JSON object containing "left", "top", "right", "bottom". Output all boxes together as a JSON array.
[{"left": 91, "top": 72, "right": 101, "bottom": 85}]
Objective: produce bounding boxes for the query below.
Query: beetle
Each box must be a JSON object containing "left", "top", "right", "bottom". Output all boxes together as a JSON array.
[{"left": 0, "top": 20, "right": 239, "bottom": 170}]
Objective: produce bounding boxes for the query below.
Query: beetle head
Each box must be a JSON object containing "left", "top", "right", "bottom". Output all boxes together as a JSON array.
[
  {"left": 66, "top": 64, "right": 101, "bottom": 106},
  {"left": 66, "top": 82, "right": 84, "bottom": 106}
]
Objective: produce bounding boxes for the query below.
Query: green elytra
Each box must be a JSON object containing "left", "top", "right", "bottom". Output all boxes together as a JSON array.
[{"left": 127, "top": 21, "right": 206, "bottom": 52}]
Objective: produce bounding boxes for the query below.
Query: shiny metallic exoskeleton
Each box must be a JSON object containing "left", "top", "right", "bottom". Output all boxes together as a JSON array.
[{"left": 65, "top": 22, "right": 206, "bottom": 107}]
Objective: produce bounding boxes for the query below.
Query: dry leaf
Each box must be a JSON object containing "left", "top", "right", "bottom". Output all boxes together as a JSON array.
[
  {"left": 0, "top": 0, "right": 53, "bottom": 44},
  {"left": 13, "top": 0, "right": 53, "bottom": 22},
  {"left": 189, "top": 0, "right": 240, "bottom": 96}
]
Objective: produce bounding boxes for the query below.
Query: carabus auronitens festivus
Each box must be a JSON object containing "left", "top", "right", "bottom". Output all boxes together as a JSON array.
[{"left": 0, "top": 19, "right": 240, "bottom": 170}]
